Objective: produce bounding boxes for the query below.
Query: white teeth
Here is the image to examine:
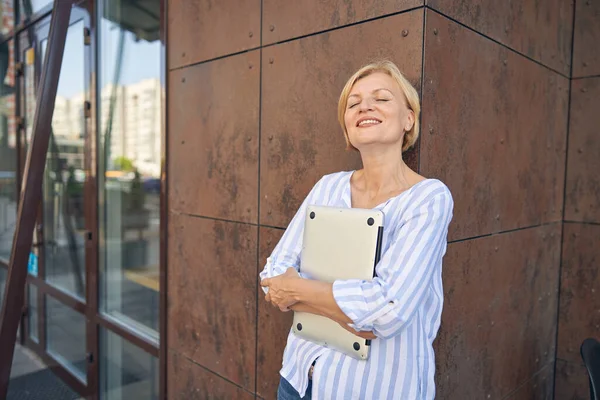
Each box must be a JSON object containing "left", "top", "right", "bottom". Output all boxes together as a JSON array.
[{"left": 358, "top": 119, "right": 381, "bottom": 126}]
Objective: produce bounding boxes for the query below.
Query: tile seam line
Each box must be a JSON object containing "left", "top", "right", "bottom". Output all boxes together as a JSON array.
[
  {"left": 573, "top": 74, "right": 600, "bottom": 80},
  {"left": 448, "top": 221, "right": 562, "bottom": 244},
  {"left": 499, "top": 362, "right": 554, "bottom": 400},
  {"left": 255, "top": 0, "right": 264, "bottom": 396},
  {"left": 553, "top": 1, "right": 577, "bottom": 395},
  {"left": 167, "top": 5, "right": 425, "bottom": 71},
  {"left": 426, "top": 6, "right": 571, "bottom": 80},
  {"left": 418, "top": 6, "right": 426, "bottom": 174},
  {"left": 172, "top": 350, "right": 256, "bottom": 397},
  {"left": 563, "top": 220, "right": 600, "bottom": 226},
  {"left": 169, "top": 6, "right": 569, "bottom": 80},
  {"left": 173, "top": 211, "right": 560, "bottom": 240}
]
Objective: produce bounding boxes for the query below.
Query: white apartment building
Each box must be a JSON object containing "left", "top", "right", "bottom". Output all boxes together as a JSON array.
[{"left": 52, "top": 78, "right": 161, "bottom": 177}]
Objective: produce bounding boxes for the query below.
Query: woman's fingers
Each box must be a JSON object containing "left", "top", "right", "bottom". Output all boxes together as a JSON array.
[
  {"left": 357, "top": 331, "right": 377, "bottom": 340},
  {"left": 338, "top": 322, "right": 376, "bottom": 340}
]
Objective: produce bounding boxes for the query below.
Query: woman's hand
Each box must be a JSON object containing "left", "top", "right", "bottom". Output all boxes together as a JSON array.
[
  {"left": 338, "top": 322, "right": 377, "bottom": 340},
  {"left": 261, "top": 267, "right": 302, "bottom": 312}
]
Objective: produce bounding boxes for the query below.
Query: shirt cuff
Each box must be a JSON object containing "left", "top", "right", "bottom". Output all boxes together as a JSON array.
[{"left": 332, "top": 279, "right": 375, "bottom": 331}]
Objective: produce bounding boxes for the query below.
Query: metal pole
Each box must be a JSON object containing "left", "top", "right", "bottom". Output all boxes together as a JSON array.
[{"left": 0, "top": 1, "right": 74, "bottom": 396}]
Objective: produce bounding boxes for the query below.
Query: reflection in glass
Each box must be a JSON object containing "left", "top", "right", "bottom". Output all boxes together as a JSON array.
[
  {"left": 0, "top": 0, "right": 15, "bottom": 36},
  {"left": 0, "top": 267, "right": 6, "bottom": 310},
  {"left": 19, "top": 0, "right": 53, "bottom": 23},
  {"left": 0, "top": 39, "right": 16, "bottom": 262},
  {"left": 28, "top": 284, "right": 38, "bottom": 342},
  {"left": 46, "top": 295, "right": 87, "bottom": 383},
  {"left": 100, "top": 328, "right": 158, "bottom": 399},
  {"left": 40, "top": 20, "right": 87, "bottom": 299},
  {"left": 98, "top": 0, "right": 161, "bottom": 339}
]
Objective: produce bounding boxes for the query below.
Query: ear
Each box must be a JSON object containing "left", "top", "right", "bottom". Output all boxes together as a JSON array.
[{"left": 405, "top": 110, "right": 415, "bottom": 132}]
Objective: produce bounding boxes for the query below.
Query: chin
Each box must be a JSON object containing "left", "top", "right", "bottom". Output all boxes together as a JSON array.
[{"left": 351, "top": 138, "right": 401, "bottom": 151}]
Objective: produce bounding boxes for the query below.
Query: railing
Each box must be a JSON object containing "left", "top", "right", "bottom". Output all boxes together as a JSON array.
[{"left": 0, "top": 1, "right": 74, "bottom": 397}]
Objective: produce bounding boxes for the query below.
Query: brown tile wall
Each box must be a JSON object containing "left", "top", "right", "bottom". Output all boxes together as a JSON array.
[
  {"left": 554, "top": 0, "right": 600, "bottom": 397},
  {"left": 166, "top": 1, "right": 583, "bottom": 398},
  {"left": 423, "top": 5, "right": 572, "bottom": 399}
]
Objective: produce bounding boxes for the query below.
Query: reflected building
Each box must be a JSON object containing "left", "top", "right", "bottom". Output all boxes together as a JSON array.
[{"left": 50, "top": 78, "right": 162, "bottom": 177}]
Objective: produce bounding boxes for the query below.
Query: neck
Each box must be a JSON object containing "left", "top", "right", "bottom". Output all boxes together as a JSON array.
[{"left": 357, "top": 145, "right": 410, "bottom": 195}]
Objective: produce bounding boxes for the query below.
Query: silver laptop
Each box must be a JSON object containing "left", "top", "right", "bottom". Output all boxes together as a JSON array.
[{"left": 292, "top": 205, "right": 384, "bottom": 360}]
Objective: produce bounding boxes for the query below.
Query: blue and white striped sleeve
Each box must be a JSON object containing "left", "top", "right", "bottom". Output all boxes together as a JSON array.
[
  {"left": 332, "top": 184, "right": 453, "bottom": 338},
  {"left": 259, "top": 177, "right": 325, "bottom": 294}
]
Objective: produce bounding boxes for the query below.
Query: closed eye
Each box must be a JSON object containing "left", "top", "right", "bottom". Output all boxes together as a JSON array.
[
  {"left": 348, "top": 103, "right": 359, "bottom": 108},
  {"left": 376, "top": 99, "right": 390, "bottom": 102}
]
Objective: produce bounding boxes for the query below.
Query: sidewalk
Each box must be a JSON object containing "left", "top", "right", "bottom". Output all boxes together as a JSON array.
[{"left": 8, "top": 344, "right": 81, "bottom": 400}]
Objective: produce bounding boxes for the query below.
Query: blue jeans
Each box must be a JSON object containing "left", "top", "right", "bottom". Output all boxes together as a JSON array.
[{"left": 277, "top": 376, "right": 312, "bottom": 400}]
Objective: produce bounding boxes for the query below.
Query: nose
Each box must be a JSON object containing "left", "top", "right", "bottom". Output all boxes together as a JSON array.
[{"left": 358, "top": 98, "right": 374, "bottom": 112}]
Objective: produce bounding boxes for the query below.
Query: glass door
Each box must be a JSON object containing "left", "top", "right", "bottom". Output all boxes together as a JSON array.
[
  {"left": 15, "top": 1, "right": 163, "bottom": 398},
  {"left": 18, "top": 4, "right": 95, "bottom": 397}
]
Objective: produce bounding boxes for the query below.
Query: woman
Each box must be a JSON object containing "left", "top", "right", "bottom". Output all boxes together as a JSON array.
[{"left": 260, "top": 60, "right": 453, "bottom": 400}]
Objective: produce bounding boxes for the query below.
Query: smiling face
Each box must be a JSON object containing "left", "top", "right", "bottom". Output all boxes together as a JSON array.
[{"left": 343, "top": 72, "right": 415, "bottom": 152}]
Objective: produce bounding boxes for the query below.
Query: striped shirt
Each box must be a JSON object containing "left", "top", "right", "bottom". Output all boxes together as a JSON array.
[{"left": 260, "top": 170, "right": 454, "bottom": 399}]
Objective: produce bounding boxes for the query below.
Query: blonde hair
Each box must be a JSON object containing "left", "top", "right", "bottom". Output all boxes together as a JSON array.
[{"left": 337, "top": 60, "right": 420, "bottom": 152}]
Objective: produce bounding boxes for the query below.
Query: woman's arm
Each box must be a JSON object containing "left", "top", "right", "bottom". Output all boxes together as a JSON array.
[
  {"left": 263, "top": 270, "right": 350, "bottom": 323},
  {"left": 332, "top": 187, "right": 453, "bottom": 338},
  {"left": 258, "top": 177, "right": 324, "bottom": 292},
  {"left": 262, "top": 184, "right": 453, "bottom": 339},
  {"left": 262, "top": 268, "right": 376, "bottom": 339},
  {"left": 287, "top": 290, "right": 376, "bottom": 339}
]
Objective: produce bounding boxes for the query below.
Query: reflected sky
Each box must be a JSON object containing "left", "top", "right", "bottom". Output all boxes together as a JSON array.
[{"left": 58, "top": 21, "right": 160, "bottom": 98}]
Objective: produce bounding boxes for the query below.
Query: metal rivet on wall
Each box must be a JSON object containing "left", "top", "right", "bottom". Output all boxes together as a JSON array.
[
  {"left": 402, "top": 29, "right": 409, "bottom": 37},
  {"left": 494, "top": 246, "right": 499, "bottom": 252},
  {"left": 249, "top": 31, "right": 253, "bottom": 38},
  {"left": 249, "top": 63, "right": 253, "bottom": 69},
  {"left": 429, "top": 127, "right": 434, "bottom": 134},
  {"left": 181, "top": 77, "right": 185, "bottom": 83},
  {"left": 583, "top": 61, "right": 588, "bottom": 67},
  {"left": 270, "top": 25, "right": 275, "bottom": 32},
  {"left": 269, "top": 57, "right": 274, "bottom": 64},
  {"left": 503, "top": 59, "right": 508, "bottom": 66},
  {"left": 268, "top": 135, "right": 274, "bottom": 141},
  {"left": 182, "top": 52, "right": 186, "bottom": 57},
  {"left": 504, "top": 27, "right": 509, "bottom": 33},
  {"left": 578, "top": 148, "right": 583, "bottom": 153},
  {"left": 500, "top": 138, "right": 504, "bottom": 144},
  {"left": 495, "top": 214, "right": 500, "bottom": 220},
  {"left": 267, "top": 239, "right": 271, "bottom": 245},
  {"left": 268, "top": 210, "right": 272, "bottom": 215},
  {"left": 433, "top": 28, "right": 438, "bottom": 35},
  {"left": 581, "top": 87, "right": 587, "bottom": 93},
  {"left": 247, "top": 137, "right": 252, "bottom": 142}
]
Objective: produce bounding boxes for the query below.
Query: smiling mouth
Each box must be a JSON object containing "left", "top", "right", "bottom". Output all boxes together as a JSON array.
[{"left": 357, "top": 118, "right": 382, "bottom": 127}]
